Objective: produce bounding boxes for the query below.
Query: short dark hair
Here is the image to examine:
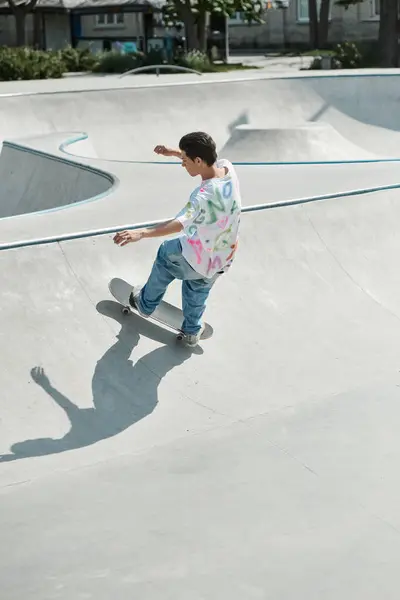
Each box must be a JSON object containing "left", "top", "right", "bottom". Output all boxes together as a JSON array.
[{"left": 179, "top": 132, "right": 217, "bottom": 166}]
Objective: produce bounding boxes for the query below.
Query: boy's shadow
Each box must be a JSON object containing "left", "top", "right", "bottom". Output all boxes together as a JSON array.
[{"left": 0, "top": 301, "right": 197, "bottom": 463}]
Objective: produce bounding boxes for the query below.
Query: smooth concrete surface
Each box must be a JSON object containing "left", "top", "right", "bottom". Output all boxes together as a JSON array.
[
  {"left": 3, "top": 74, "right": 400, "bottom": 162},
  {"left": 2, "top": 71, "right": 400, "bottom": 598},
  {"left": 2, "top": 133, "right": 400, "bottom": 246},
  {"left": 0, "top": 142, "right": 113, "bottom": 218},
  {"left": 220, "top": 123, "right": 378, "bottom": 161}
]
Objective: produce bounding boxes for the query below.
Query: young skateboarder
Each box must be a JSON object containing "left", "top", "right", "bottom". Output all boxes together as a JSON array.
[{"left": 113, "top": 131, "right": 242, "bottom": 347}]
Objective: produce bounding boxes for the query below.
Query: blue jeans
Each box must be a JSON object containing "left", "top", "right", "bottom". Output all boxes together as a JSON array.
[{"left": 137, "top": 238, "right": 220, "bottom": 335}]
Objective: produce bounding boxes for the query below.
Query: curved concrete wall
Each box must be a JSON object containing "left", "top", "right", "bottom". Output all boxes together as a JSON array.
[{"left": 0, "top": 142, "right": 114, "bottom": 218}]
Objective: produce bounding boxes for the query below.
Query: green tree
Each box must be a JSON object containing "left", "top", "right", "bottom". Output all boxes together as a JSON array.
[
  {"left": 307, "top": 0, "right": 332, "bottom": 49},
  {"left": 336, "top": 0, "right": 399, "bottom": 66},
  {"left": 163, "top": 0, "right": 265, "bottom": 52},
  {"left": 6, "top": 0, "right": 38, "bottom": 46},
  {"left": 378, "top": 0, "right": 398, "bottom": 66}
]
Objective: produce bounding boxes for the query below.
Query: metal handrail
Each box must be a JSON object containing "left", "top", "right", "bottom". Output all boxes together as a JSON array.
[{"left": 119, "top": 64, "right": 202, "bottom": 78}]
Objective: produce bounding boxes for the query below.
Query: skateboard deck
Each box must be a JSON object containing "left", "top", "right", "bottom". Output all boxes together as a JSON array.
[{"left": 108, "top": 277, "right": 213, "bottom": 341}]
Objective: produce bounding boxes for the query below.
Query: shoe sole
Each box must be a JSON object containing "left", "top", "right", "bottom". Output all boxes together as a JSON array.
[{"left": 178, "top": 326, "right": 205, "bottom": 347}]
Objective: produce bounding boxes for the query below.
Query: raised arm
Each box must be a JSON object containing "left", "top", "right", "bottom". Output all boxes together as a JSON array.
[
  {"left": 113, "top": 220, "right": 183, "bottom": 247},
  {"left": 154, "top": 145, "right": 182, "bottom": 159},
  {"left": 113, "top": 143, "right": 187, "bottom": 247}
]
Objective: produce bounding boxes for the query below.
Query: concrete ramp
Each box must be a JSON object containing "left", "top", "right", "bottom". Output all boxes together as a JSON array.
[
  {"left": 2, "top": 72, "right": 400, "bottom": 599},
  {"left": 0, "top": 141, "right": 113, "bottom": 218},
  {"left": 2, "top": 187, "right": 400, "bottom": 598},
  {"left": 220, "top": 123, "right": 378, "bottom": 162},
  {"left": 2, "top": 74, "right": 400, "bottom": 162}
]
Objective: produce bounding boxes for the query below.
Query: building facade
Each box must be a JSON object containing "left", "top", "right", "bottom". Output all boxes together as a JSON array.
[
  {"left": 0, "top": 0, "right": 380, "bottom": 51},
  {"left": 227, "top": 0, "right": 380, "bottom": 49},
  {"left": 0, "top": 0, "right": 156, "bottom": 51}
]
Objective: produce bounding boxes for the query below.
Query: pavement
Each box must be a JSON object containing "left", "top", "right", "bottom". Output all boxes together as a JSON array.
[
  {"left": 2, "top": 67, "right": 400, "bottom": 599},
  {"left": 229, "top": 51, "right": 314, "bottom": 70}
]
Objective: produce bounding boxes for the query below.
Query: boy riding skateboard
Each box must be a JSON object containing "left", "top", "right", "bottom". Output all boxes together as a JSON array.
[{"left": 113, "top": 131, "right": 242, "bottom": 347}]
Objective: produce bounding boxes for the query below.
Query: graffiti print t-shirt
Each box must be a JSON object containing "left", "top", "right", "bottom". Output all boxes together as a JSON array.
[{"left": 176, "top": 159, "right": 241, "bottom": 279}]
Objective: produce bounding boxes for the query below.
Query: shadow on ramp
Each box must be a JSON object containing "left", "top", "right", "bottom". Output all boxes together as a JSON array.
[
  {"left": 0, "top": 300, "right": 195, "bottom": 464},
  {"left": 228, "top": 110, "right": 249, "bottom": 135}
]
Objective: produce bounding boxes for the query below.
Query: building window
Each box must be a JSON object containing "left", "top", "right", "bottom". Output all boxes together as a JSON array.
[
  {"left": 228, "top": 12, "right": 245, "bottom": 24},
  {"left": 95, "top": 13, "right": 125, "bottom": 27},
  {"left": 228, "top": 11, "right": 261, "bottom": 24},
  {"left": 371, "top": 0, "right": 380, "bottom": 17},
  {"left": 297, "top": 0, "right": 314, "bottom": 21},
  {"left": 297, "top": 0, "right": 331, "bottom": 21}
]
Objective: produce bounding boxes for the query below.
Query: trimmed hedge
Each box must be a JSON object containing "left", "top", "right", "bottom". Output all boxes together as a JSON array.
[
  {"left": 91, "top": 48, "right": 169, "bottom": 74},
  {"left": 91, "top": 50, "right": 142, "bottom": 74},
  {"left": 0, "top": 46, "right": 239, "bottom": 81},
  {"left": 0, "top": 46, "right": 65, "bottom": 80},
  {"left": 0, "top": 45, "right": 100, "bottom": 80},
  {"left": 59, "top": 45, "right": 99, "bottom": 72},
  {"left": 92, "top": 49, "right": 219, "bottom": 74}
]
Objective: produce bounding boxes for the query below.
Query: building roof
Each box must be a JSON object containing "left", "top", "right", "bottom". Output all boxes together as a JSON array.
[{"left": 0, "top": 0, "right": 164, "bottom": 11}]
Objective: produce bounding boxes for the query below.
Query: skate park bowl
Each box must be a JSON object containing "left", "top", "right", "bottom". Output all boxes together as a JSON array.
[
  {"left": 0, "top": 140, "right": 115, "bottom": 218},
  {"left": 3, "top": 71, "right": 400, "bottom": 599}
]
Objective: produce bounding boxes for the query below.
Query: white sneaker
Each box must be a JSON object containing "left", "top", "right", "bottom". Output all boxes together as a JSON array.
[
  {"left": 179, "top": 324, "right": 205, "bottom": 347},
  {"left": 129, "top": 291, "right": 150, "bottom": 319}
]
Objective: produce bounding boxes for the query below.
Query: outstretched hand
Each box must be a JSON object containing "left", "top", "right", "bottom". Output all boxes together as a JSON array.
[
  {"left": 154, "top": 145, "right": 178, "bottom": 157},
  {"left": 113, "top": 230, "right": 145, "bottom": 247}
]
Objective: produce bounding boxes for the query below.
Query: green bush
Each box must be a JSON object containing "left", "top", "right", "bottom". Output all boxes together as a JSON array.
[
  {"left": 308, "top": 41, "right": 362, "bottom": 70},
  {"left": 333, "top": 41, "right": 362, "bottom": 68},
  {"left": 92, "top": 48, "right": 172, "bottom": 74},
  {"left": 142, "top": 48, "right": 166, "bottom": 66},
  {"left": 0, "top": 44, "right": 254, "bottom": 80},
  {"left": 90, "top": 47, "right": 232, "bottom": 75},
  {"left": 176, "top": 50, "right": 213, "bottom": 72},
  {"left": 0, "top": 46, "right": 65, "bottom": 81},
  {"left": 59, "top": 45, "right": 98, "bottom": 72},
  {"left": 91, "top": 50, "right": 145, "bottom": 74}
]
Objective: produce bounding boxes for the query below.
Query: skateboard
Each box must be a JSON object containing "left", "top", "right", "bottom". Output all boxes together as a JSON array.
[{"left": 108, "top": 277, "right": 214, "bottom": 342}]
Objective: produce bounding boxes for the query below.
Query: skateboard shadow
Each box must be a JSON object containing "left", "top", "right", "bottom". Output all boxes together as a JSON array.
[{"left": 0, "top": 300, "right": 197, "bottom": 463}]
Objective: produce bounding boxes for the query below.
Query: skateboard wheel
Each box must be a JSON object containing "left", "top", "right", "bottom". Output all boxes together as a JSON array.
[{"left": 122, "top": 306, "right": 131, "bottom": 315}]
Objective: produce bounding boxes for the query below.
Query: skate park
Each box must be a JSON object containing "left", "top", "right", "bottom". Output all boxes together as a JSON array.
[{"left": 2, "top": 68, "right": 400, "bottom": 598}]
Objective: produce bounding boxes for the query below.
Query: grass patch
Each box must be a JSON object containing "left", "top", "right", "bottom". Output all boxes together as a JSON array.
[
  {"left": 301, "top": 49, "right": 334, "bottom": 56},
  {"left": 208, "top": 62, "right": 261, "bottom": 72}
]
